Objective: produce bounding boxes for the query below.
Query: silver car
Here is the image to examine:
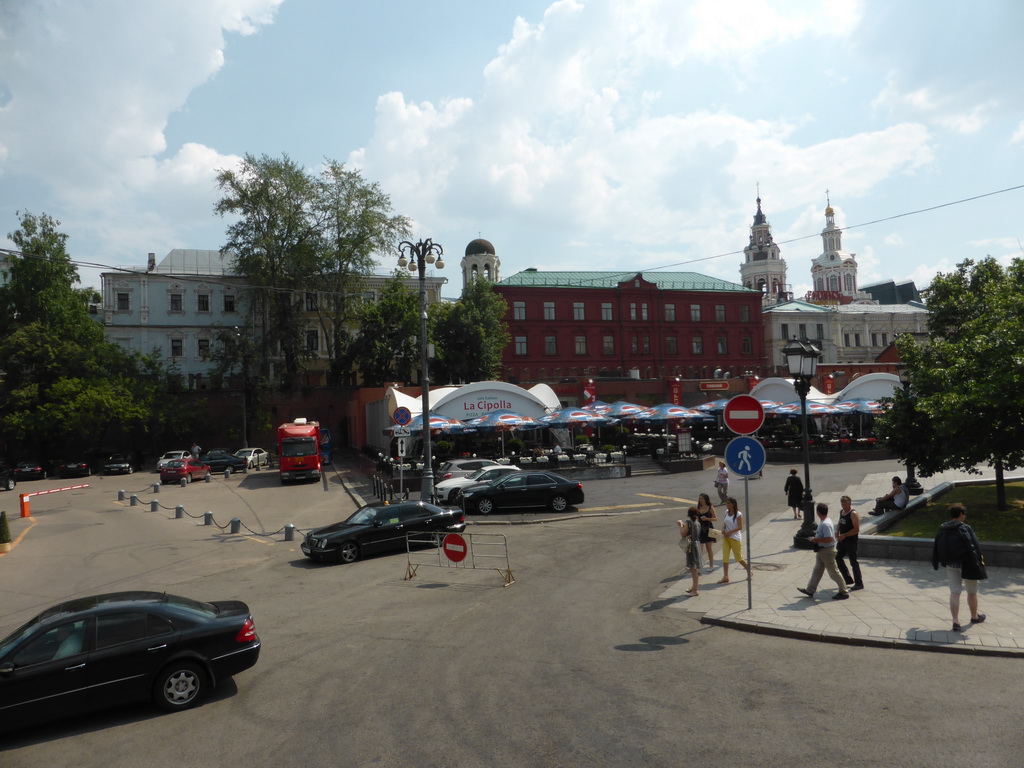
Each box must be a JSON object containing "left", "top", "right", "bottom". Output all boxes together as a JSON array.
[
  {"left": 434, "top": 465, "right": 522, "bottom": 504},
  {"left": 436, "top": 458, "right": 503, "bottom": 482}
]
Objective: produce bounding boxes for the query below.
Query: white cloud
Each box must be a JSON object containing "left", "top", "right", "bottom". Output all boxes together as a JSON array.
[{"left": 1012, "top": 121, "right": 1024, "bottom": 144}]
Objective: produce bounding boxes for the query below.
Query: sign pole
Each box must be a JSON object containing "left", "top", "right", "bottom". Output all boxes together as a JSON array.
[{"left": 744, "top": 476, "right": 752, "bottom": 611}]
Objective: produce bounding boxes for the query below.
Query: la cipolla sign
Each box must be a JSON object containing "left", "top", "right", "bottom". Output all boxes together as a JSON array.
[{"left": 386, "top": 380, "right": 562, "bottom": 422}]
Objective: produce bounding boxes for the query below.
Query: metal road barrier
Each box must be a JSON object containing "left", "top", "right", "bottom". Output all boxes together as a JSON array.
[
  {"left": 20, "top": 484, "right": 90, "bottom": 517},
  {"left": 403, "top": 532, "right": 515, "bottom": 587}
]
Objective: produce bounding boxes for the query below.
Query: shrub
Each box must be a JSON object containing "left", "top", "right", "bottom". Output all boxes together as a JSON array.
[{"left": 0, "top": 510, "right": 11, "bottom": 545}]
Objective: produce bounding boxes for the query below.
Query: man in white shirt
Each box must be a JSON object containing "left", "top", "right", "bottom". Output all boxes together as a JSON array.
[
  {"left": 797, "top": 503, "right": 850, "bottom": 600},
  {"left": 871, "top": 475, "right": 909, "bottom": 516}
]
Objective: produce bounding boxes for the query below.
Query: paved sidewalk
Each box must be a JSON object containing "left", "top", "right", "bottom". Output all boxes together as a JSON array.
[{"left": 661, "top": 467, "right": 1024, "bottom": 657}]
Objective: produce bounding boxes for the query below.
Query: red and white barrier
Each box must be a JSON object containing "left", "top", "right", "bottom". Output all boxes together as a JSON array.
[{"left": 20, "top": 484, "right": 90, "bottom": 517}]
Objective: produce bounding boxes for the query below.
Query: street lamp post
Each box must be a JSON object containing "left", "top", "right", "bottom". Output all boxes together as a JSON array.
[
  {"left": 783, "top": 338, "right": 821, "bottom": 549},
  {"left": 897, "top": 362, "right": 924, "bottom": 496},
  {"left": 398, "top": 238, "right": 444, "bottom": 502}
]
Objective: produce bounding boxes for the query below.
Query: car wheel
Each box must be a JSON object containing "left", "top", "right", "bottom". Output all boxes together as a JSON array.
[
  {"left": 185, "top": 474, "right": 191, "bottom": 484},
  {"left": 336, "top": 540, "right": 360, "bottom": 564},
  {"left": 550, "top": 494, "right": 569, "bottom": 512},
  {"left": 128, "top": 466, "right": 134, "bottom": 474},
  {"left": 477, "top": 497, "right": 496, "bottom": 515},
  {"left": 447, "top": 490, "right": 459, "bottom": 504},
  {"left": 4, "top": 477, "right": 14, "bottom": 491},
  {"left": 153, "top": 661, "right": 208, "bottom": 712}
]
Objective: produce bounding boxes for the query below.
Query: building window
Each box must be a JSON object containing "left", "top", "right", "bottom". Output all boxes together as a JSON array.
[
  {"left": 629, "top": 303, "right": 637, "bottom": 321},
  {"left": 854, "top": 333, "right": 861, "bottom": 347},
  {"left": 882, "top": 333, "right": 888, "bottom": 347},
  {"left": 717, "top": 336, "right": 728, "bottom": 354},
  {"left": 575, "top": 336, "right": 587, "bottom": 355},
  {"left": 666, "top": 336, "right": 678, "bottom": 355},
  {"left": 742, "top": 336, "right": 753, "bottom": 355},
  {"left": 197, "top": 294, "right": 211, "bottom": 313},
  {"left": 306, "top": 330, "right": 319, "bottom": 352},
  {"left": 305, "top": 292, "right": 318, "bottom": 311},
  {"left": 816, "top": 324, "right": 824, "bottom": 340},
  {"left": 545, "top": 336, "right": 557, "bottom": 355},
  {"left": 690, "top": 304, "right": 701, "bottom": 322},
  {"left": 515, "top": 336, "right": 528, "bottom": 356},
  {"left": 224, "top": 294, "right": 236, "bottom": 313},
  {"left": 513, "top": 301, "right": 526, "bottom": 320},
  {"left": 871, "top": 333, "right": 878, "bottom": 347},
  {"left": 845, "top": 274, "right": 854, "bottom": 292},
  {"left": 170, "top": 338, "right": 183, "bottom": 358},
  {"left": 116, "top": 292, "right": 130, "bottom": 311},
  {"left": 740, "top": 305, "right": 750, "bottom": 322},
  {"left": 665, "top": 304, "right": 675, "bottom": 322},
  {"left": 715, "top": 305, "right": 726, "bottom": 322},
  {"left": 543, "top": 302, "right": 555, "bottom": 320},
  {"left": 631, "top": 336, "right": 639, "bottom": 354},
  {"left": 601, "top": 302, "right": 613, "bottom": 321},
  {"left": 781, "top": 323, "right": 789, "bottom": 340},
  {"left": 798, "top": 323, "right": 807, "bottom": 339},
  {"left": 573, "top": 302, "right": 585, "bottom": 321},
  {"left": 197, "top": 338, "right": 211, "bottom": 358},
  {"left": 641, "top": 303, "right": 648, "bottom": 321},
  {"left": 169, "top": 293, "right": 183, "bottom": 312},
  {"left": 692, "top": 336, "right": 703, "bottom": 355},
  {"left": 843, "top": 333, "right": 851, "bottom": 347},
  {"left": 642, "top": 336, "right": 650, "bottom": 354},
  {"left": 603, "top": 336, "right": 614, "bottom": 354}
]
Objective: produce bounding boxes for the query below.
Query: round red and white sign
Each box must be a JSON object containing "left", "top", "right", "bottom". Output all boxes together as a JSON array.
[
  {"left": 442, "top": 533, "right": 468, "bottom": 563},
  {"left": 723, "top": 395, "right": 765, "bottom": 435}
]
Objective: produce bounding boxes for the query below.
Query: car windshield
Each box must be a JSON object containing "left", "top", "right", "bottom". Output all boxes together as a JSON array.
[
  {"left": 346, "top": 506, "right": 387, "bottom": 525},
  {"left": 466, "top": 468, "right": 489, "bottom": 480},
  {"left": 282, "top": 438, "right": 316, "bottom": 457},
  {"left": 0, "top": 616, "right": 43, "bottom": 657},
  {"left": 161, "top": 452, "right": 183, "bottom": 460}
]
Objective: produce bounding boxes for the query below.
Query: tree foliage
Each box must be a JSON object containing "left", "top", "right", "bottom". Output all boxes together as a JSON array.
[
  {"left": 431, "top": 278, "right": 510, "bottom": 385},
  {"left": 346, "top": 275, "right": 420, "bottom": 387},
  {"left": 875, "top": 257, "right": 1024, "bottom": 510},
  {"left": 214, "top": 154, "right": 410, "bottom": 388}
]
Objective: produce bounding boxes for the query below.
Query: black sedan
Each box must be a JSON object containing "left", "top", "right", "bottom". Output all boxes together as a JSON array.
[
  {"left": 0, "top": 591, "right": 261, "bottom": 733},
  {"left": 200, "top": 450, "right": 248, "bottom": 473},
  {"left": 13, "top": 461, "right": 47, "bottom": 480},
  {"left": 103, "top": 454, "right": 134, "bottom": 475},
  {"left": 56, "top": 459, "right": 92, "bottom": 478},
  {"left": 301, "top": 501, "right": 466, "bottom": 564},
  {"left": 457, "top": 471, "right": 584, "bottom": 515}
]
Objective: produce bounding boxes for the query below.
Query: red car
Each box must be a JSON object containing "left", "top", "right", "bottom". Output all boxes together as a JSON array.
[{"left": 159, "top": 459, "right": 211, "bottom": 485}]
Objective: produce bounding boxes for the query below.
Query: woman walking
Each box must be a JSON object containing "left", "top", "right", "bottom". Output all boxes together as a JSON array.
[
  {"left": 784, "top": 468, "right": 804, "bottom": 519},
  {"left": 718, "top": 497, "right": 750, "bottom": 583},
  {"left": 677, "top": 507, "right": 703, "bottom": 596},
  {"left": 714, "top": 461, "right": 730, "bottom": 504},
  {"left": 696, "top": 492, "right": 718, "bottom": 573}
]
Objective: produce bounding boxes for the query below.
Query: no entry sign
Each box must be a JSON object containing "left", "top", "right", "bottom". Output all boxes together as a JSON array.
[
  {"left": 723, "top": 395, "right": 765, "bottom": 435},
  {"left": 442, "top": 533, "right": 468, "bottom": 563}
]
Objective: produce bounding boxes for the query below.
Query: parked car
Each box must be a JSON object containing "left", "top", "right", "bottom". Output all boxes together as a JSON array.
[
  {"left": 0, "top": 591, "right": 260, "bottom": 733},
  {"left": 0, "top": 460, "right": 16, "bottom": 491},
  {"left": 55, "top": 459, "right": 91, "bottom": 478},
  {"left": 103, "top": 454, "right": 134, "bottom": 475},
  {"left": 436, "top": 458, "right": 503, "bottom": 481},
  {"left": 301, "top": 501, "right": 466, "bottom": 564},
  {"left": 13, "top": 461, "right": 47, "bottom": 481},
  {"left": 234, "top": 447, "right": 270, "bottom": 469},
  {"left": 457, "top": 471, "right": 584, "bottom": 515},
  {"left": 434, "top": 465, "right": 523, "bottom": 504},
  {"left": 200, "top": 450, "right": 248, "bottom": 473},
  {"left": 157, "top": 450, "right": 190, "bottom": 470},
  {"left": 159, "top": 459, "right": 210, "bottom": 485}
]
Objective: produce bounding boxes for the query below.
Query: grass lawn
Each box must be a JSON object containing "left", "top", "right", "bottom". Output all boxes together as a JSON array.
[{"left": 882, "top": 481, "right": 1024, "bottom": 543}]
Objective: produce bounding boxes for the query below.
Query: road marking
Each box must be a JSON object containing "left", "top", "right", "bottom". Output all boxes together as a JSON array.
[
  {"left": 636, "top": 493, "right": 698, "bottom": 504},
  {"left": 581, "top": 502, "right": 665, "bottom": 512}
]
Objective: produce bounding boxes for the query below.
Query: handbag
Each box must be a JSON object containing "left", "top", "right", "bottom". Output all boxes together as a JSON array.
[{"left": 707, "top": 528, "right": 721, "bottom": 540}]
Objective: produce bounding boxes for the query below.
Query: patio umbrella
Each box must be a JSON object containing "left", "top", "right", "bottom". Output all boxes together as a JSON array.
[
  {"left": 539, "top": 407, "right": 614, "bottom": 428},
  {"left": 629, "top": 403, "right": 708, "bottom": 423},
  {"left": 385, "top": 412, "right": 474, "bottom": 435},
  {"left": 695, "top": 399, "right": 729, "bottom": 413},
  {"left": 464, "top": 410, "right": 543, "bottom": 456},
  {"left": 773, "top": 400, "right": 840, "bottom": 417},
  {"left": 602, "top": 400, "right": 647, "bottom": 418},
  {"left": 582, "top": 400, "right": 612, "bottom": 414}
]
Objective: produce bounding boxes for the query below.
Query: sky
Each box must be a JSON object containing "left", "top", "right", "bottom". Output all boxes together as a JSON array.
[{"left": 2, "top": 0, "right": 1023, "bottom": 300}]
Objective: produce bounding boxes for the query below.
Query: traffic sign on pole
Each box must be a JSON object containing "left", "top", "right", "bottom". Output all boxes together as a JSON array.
[
  {"left": 396, "top": 438, "right": 407, "bottom": 457},
  {"left": 725, "top": 436, "right": 766, "bottom": 478},
  {"left": 393, "top": 406, "right": 412, "bottom": 425},
  {"left": 392, "top": 425, "right": 411, "bottom": 438},
  {"left": 723, "top": 395, "right": 765, "bottom": 435},
  {"left": 442, "top": 533, "right": 468, "bottom": 563}
]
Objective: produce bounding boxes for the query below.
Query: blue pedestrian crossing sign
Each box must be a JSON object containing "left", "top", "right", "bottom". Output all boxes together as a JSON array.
[{"left": 725, "top": 436, "right": 766, "bottom": 478}]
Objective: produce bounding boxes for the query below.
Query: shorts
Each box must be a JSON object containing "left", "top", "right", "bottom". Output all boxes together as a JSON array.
[
  {"left": 947, "top": 566, "right": 978, "bottom": 595},
  {"left": 722, "top": 537, "right": 743, "bottom": 563}
]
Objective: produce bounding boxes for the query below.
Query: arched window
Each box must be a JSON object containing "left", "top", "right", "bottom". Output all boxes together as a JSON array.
[
  {"left": 844, "top": 273, "right": 853, "bottom": 292},
  {"left": 828, "top": 274, "right": 840, "bottom": 291},
  {"left": 815, "top": 277, "right": 824, "bottom": 291}
]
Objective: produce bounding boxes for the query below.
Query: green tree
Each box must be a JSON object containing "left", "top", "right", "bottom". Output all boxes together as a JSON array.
[
  {"left": 347, "top": 275, "right": 420, "bottom": 386},
  {"left": 431, "top": 278, "right": 510, "bottom": 384},
  {"left": 876, "top": 257, "right": 1024, "bottom": 510}
]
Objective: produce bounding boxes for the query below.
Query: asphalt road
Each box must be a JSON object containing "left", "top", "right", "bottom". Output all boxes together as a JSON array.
[{"left": 2, "top": 461, "right": 1020, "bottom": 767}]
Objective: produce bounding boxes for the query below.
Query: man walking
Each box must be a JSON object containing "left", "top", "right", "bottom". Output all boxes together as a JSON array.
[
  {"left": 932, "top": 504, "right": 987, "bottom": 632},
  {"left": 835, "top": 495, "right": 863, "bottom": 591},
  {"left": 797, "top": 503, "right": 850, "bottom": 600}
]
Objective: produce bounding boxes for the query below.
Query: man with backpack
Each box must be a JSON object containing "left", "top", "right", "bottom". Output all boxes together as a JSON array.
[{"left": 932, "top": 503, "right": 987, "bottom": 632}]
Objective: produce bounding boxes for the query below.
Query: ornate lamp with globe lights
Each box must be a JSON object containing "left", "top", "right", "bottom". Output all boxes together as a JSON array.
[
  {"left": 398, "top": 239, "right": 444, "bottom": 502},
  {"left": 783, "top": 337, "right": 821, "bottom": 549}
]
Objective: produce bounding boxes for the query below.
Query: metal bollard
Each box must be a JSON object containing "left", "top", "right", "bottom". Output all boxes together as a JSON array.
[
  {"left": 130, "top": 494, "right": 139, "bottom": 507},
  {"left": 243, "top": 465, "right": 248, "bottom": 475},
  {"left": 152, "top": 484, "right": 160, "bottom": 494},
  {"left": 205, "top": 473, "right": 212, "bottom": 483},
  {"left": 254, "top": 462, "right": 260, "bottom": 472},
  {"left": 150, "top": 500, "right": 159, "bottom": 512},
  {"left": 203, "top": 511, "right": 213, "bottom": 526},
  {"left": 230, "top": 517, "right": 241, "bottom": 534},
  {"left": 175, "top": 505, "right": 184, "bottom": 519},
  {"left": 224, "top": 469, "right": 231, "bottom": 479},
  {"left": 284, "top": 523, "right": 295, "bottom": 542},
  {"left": 118, "top": 489, "right": 126, "bottom": 501},
  {"left": 180, "top": 477, "right": 187, "bottom": 487}
]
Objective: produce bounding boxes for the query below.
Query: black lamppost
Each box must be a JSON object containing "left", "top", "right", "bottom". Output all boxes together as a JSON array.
[
  {"left": 897, "top": 362, "right": 924, "bottom": 495},
  {"left": 783, "top": 338, "right": 821, "bottom": 549},
  {"left": 398, "top": 238, "right": 444, "bottom": 502},
  {"left": 234, "top": 326, "right": 249, "bottom": 449}
]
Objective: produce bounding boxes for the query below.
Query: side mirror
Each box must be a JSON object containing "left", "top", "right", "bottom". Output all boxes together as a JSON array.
[
  {"left": 372, "top": 519, "right": 382, "bottom": 528},
  {"left": 0, "top": 662, "right": 15, "bottom": 676}
]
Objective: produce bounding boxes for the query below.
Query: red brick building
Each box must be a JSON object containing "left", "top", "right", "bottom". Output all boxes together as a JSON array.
[{"left": 493, "top": 270, "right": 766, "bottom": 384}]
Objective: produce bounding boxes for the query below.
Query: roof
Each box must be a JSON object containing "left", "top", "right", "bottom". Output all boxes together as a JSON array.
[
  {"left": 836, "top": 303, "right": 928, "bottom": 315},
  {"left": 153, "top": 249, "right": 237, "bottom": 276},
  {"left": 763, "top": 299, "right": 835, "bottom": 314},
  {"left": 497, "top": 270, "right": 755, "bottom": 293}
]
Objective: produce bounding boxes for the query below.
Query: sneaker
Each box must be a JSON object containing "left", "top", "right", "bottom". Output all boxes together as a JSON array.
[
  {"left": 832, "top": 593, "right": 849, "bottom": 600},
  {"left": 952, "top": 623, "right": 962, "bottom": 632},
  {"left": 797, "top": 588, "right": 814, "bottom": 598},
  {"left": 868, "top": 510, "right": 883, "bottom": 516},
  {"left": 851, "top": 584, "right": 865, "bottom": 591},
  {"left": 971, "top": 614, "right": 986, "bottom": 624}
]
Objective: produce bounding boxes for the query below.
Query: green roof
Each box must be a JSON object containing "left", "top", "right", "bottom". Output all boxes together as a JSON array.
[{"left": 497, "top": 270, "right": 756, "bottom": 293}]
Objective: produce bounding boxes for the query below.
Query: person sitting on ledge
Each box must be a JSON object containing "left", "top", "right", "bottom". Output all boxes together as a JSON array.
[{"left": 871, "top": 475, "right": 909, "bottom": 516}]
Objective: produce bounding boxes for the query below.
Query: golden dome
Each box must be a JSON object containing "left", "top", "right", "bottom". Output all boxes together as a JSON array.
[{"left": 825, "top": 205, "right": 834, "bottom": 216}]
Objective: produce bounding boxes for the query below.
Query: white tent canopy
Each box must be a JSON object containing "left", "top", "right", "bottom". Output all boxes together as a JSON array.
[{"left": 385, "top": 381, "right": 561, "bottom": 421}]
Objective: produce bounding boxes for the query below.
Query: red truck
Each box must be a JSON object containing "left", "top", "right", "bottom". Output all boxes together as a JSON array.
[{"left": 277, "top": 418, "right": 322, "bottom": 484}]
